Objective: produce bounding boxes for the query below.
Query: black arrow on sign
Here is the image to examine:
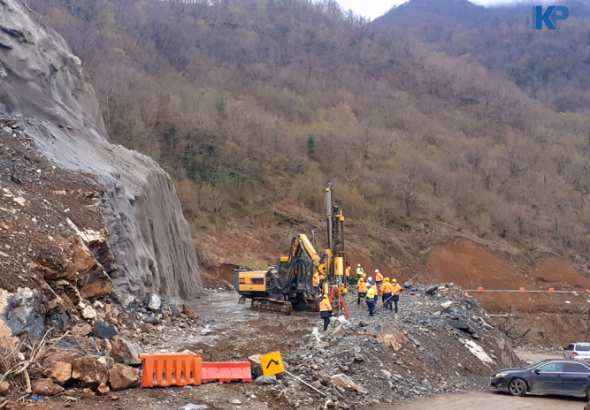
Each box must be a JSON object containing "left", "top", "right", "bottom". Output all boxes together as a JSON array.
[{"left": 266, "top": 359, "right": 280, "bottom": 369}]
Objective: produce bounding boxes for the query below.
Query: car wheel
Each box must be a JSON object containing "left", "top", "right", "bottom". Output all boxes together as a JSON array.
[
  {"left": 586, "top": 386, "right": 590, "bottom": 401},
  {"left": 508, "top": 378, "right": 528, "bottom": 397}
]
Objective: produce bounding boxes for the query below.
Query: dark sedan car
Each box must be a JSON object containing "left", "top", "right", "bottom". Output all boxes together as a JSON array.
[{"left": 491, "top": 359, "right": 590, "bottom": 399}]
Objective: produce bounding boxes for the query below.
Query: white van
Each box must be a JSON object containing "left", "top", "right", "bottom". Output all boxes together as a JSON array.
[{"left": 564, "top": 342, "right": 590, "bottom": 361}]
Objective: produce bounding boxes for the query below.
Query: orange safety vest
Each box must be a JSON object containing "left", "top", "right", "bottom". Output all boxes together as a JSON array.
[
  {"left": 391, "top": 283, "right": 402, "bottom": 295},
  {"left": 376, "top": 272, "right": 384, "bottom": 282},
  {"left": 346, "top": 267, "right": 351, "bottom": 277},
  {"left": 381, "top": 282, "right": 392, "bottom": 295},
  {"left": 358, "top": 282, "right": 367, "bottom": 292},
  {"left": 313, "top": 273, "right": 320, "bottom": 287},
  {"left": 319, "top": 299, "right": 332, "bottom": 311}
]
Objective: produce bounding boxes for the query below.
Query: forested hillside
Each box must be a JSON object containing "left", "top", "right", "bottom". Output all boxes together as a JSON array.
[
  {"left": 380, "top": 0, "right": 590, "bottom": 112},
  {"left": 27, "top": 0, "right": 590, "bottom": 268}
]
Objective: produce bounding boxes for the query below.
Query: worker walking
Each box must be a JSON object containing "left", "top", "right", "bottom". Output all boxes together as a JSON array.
[
  {"left": 381, "top": 278, "right": 393, "bottom": 311},
  {"left": 391, "top": 279, "right": 403, "bottom": 313},
  {"left": 366, "top": 280, "right": 376, "bottom": 317},
  {"left": 319, "top": 295, "right": 333, "bottom": 332},
  {"left": 357, "top": 278, "right": 367, "bottom": 306},
  {"left": 313, "top": 271, "right": 320, "bottom": 295},
  {"left": 375, "top": 269, "right": 384, "bottom": 295}
]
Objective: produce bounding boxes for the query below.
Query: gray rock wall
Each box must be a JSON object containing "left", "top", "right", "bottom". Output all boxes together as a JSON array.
[{"left": 0, "top": 0, "right": 202, "bottom": 303}]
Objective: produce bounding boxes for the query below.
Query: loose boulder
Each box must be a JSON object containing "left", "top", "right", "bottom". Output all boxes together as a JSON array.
[
  {"left": 94, "top": 321, "right": 118, "bottom": 340},
  {"left": 43, "top": 361, "right": 72, "bottom": 386},
  {"left": 148, "top": 294, "right": 161, "bottom": 311},
  {"left": 254, "top": 375, "right": 276, "bottom": 385},
  {"left": 33, "top": 378, "right": 64, "bottom": 396},
  {"left": 111, "top": 337, "right": 141, "bottom": 364},
  {"left": 72, "top": 356, "right": 109, "bottom": 388},
  {"left": 183, "top": 304, "right": 198, "bottom": 319},
  {"left": 70, "top": 323, "right": 92, "bottom": 338},
  {"left": 377, "top": 322, "right": 408, "bottom": 351},
  {"left": 96, "top": 383, "right": 110, "bottom": 396},
  {"left": 331, "top": 374, "right": 362, "bottom": 392},
  {"left": 109, "top": 364, "right": 140, "bottom": 391},
  {"left": 248, "top": 354, "right": 263, "bottom": 378}
]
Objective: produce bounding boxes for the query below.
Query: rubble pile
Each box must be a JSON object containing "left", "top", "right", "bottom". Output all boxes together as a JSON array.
[
  {"left": 0, "top": 120, "right": 113, "bottom": 343},
  {"left": 0, "top": 292, "right": 204, "bottom": 406},
  {"left": 240, "top": 284, "right": 520, "bottom": 409}
]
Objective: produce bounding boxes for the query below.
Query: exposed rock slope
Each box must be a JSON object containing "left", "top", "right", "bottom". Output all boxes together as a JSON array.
[{"left": 0, "top": 0, "right": 202, "bottom": 305}]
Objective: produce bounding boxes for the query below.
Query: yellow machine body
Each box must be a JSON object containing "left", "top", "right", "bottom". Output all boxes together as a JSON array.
[{"left": 237, "top": 270, "right": 267, "bottom": 293}]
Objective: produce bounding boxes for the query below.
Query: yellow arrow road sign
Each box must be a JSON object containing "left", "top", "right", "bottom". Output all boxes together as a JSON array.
[{"left": 260, "top": 351, "right": 285, "bottom": 376}]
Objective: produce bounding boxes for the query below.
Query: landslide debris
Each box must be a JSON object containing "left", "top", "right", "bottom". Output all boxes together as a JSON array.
[
  {"left": 0, "top": 0, "right": 202, "bottom": 307},
  {"left": 259, "top": 283, "right": 519, "bottom": 409}
]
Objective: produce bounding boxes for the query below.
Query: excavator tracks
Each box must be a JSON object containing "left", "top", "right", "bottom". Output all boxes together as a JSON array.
[{"left": 251, "top": 298, "right": 293, "bottom": 315}]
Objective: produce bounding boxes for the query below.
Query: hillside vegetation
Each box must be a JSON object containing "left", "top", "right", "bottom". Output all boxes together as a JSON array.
[
  {"left": 380, "top": 0, "right": 590, "bottom": 113},
  {"left": 28, "top": 0, "right": 590, "bottom": 268}
]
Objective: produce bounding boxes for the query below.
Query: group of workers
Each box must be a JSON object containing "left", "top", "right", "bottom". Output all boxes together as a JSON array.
[
  {"left": 355, "top": 265, "right": 402, "bottom": 316},
  {"left": 318, "top": 262, "right": 404, "bottom": 331}
]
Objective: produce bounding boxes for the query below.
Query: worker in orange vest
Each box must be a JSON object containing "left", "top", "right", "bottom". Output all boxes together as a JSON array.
[
  {"left": 391, "top": 279, "right": 403, "bottom": 313},
  {"left": 375, "top": 269, "right": 384, "bottom": 295},
  {"left": 381, "top": 278, "right": 393, "bottom": 311},
  {"left": 357, "top": 278, "right": 367, "bottom": 306},
  {"left": 319, "top": 295, "right": 333, "bottom": 331},
  {"left": 313, "top": 271, "right": 320, "bottom": 295}
]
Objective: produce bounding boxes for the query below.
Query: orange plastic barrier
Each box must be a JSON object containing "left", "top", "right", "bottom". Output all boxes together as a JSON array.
[
  {"left": 549, "top": 288, "right": 555, "bottom": 292},
  {"left": 201, "top": 362, "right": 252, "bottom": 384},
  {"left": 519, "top": 287, "right": 525, "bottom": 291},
  {"left": 477, "top": 287, "right": 483, "bottom": 291},
  {"left": 139, "top": 353, "right": 203, "bottom": 388}
]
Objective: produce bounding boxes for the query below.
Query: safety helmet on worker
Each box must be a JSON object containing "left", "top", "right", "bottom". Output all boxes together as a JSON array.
[
  {"left": 393, "top": 279, "right": 397, "bottom": 282},
  {"left": 323, "top": 295, "right": 328, "bottom": 299},
  {"left": 384, "top": 278, "right": 390, "bottom": 282},
  {"left": 369, "top": 280, "right": 373, "bottom": 284},
  {"left": 368, "top": 276, "right": 373, "bottom": 282},
  {"left": 358, "top": 263, "right": 361, "bottom": 266},
  {"left": 375, "top": 269, "right": 379, "bottom": 272}
]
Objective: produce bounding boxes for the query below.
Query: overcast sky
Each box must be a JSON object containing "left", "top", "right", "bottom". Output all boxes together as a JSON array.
[{"left": 336, "top": 0, "right": 534, "bottom": 20}]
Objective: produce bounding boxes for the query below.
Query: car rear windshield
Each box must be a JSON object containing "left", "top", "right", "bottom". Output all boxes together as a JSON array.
[{"left": 576, "top": 345, "right": 590, "bottom": 352}]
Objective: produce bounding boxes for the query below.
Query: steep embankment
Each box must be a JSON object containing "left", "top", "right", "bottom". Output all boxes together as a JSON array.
[{"left": 0, "top": 0, "right": 201, "bottom": 341}]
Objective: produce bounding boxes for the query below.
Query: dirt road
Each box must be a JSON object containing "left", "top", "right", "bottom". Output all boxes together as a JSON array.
[
  {"left": 373, "top": 391, "right": 587, "bottom": 410},
  {"left": 369, "top": 350, "right": 584, "bottom": 410},
  {"left": 515, "top": 349, "right": 563, "bottom": 363}
]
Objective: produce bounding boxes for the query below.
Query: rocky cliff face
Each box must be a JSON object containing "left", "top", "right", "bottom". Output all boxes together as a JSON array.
[{"left": 0, "top": 0, "right": 202, "bottom": 307}]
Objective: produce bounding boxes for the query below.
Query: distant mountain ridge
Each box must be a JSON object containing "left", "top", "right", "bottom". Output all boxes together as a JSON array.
[
  {"left": 379, "top": 0, "right": 590, "bottom": 28},
  {"left": 377, "top": 0, "right": 590, "bottom": 113}
]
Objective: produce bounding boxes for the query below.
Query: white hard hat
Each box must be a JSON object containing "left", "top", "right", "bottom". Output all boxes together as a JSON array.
[
  {"left": 358, "top": 263, "right": 361, "bottom": 266},
  {"left": 368, "top": 276, "right": 373, "bottom": 281},
  {"left": 375, "top": 269, "right": 379, "bottom": 272}
]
